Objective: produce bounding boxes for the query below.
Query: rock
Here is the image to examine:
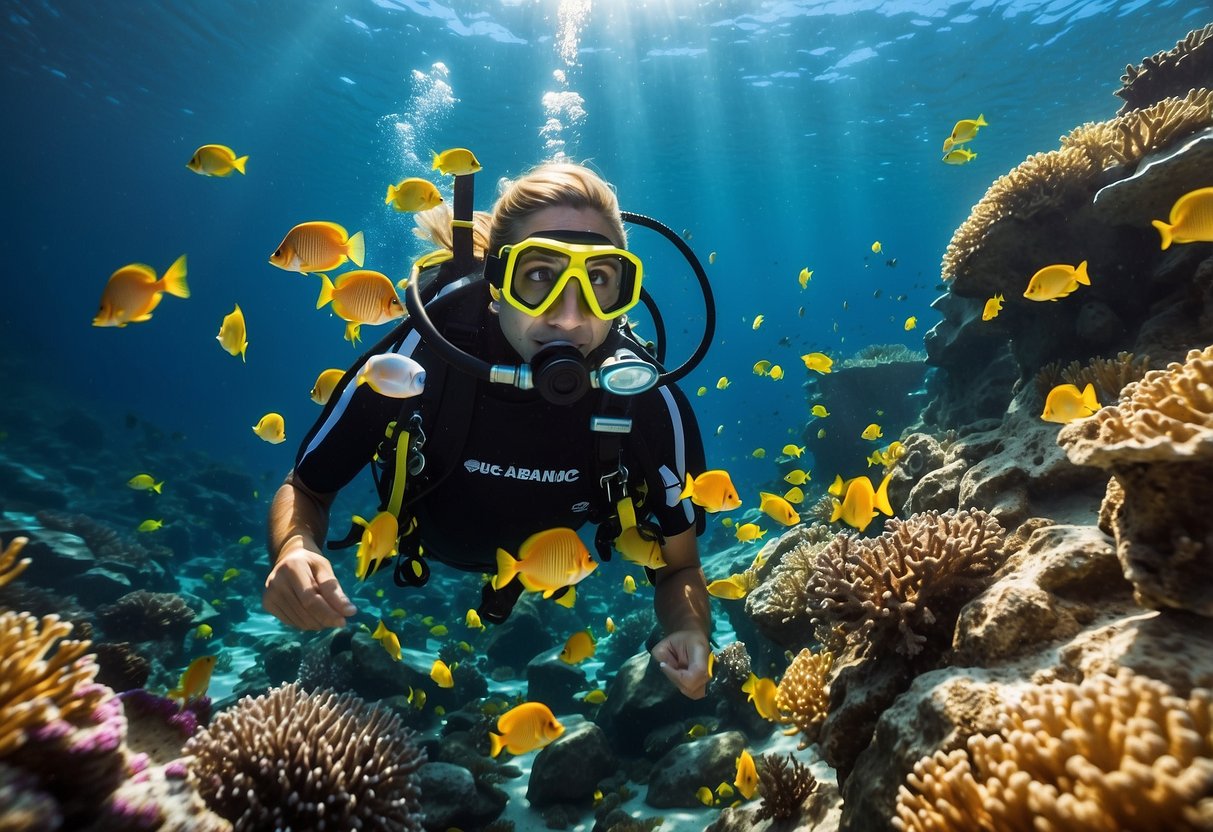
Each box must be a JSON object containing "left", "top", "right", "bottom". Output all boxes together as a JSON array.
[
  {"left": 644, "top": 730, "right": 746, "bottom": 809},
  {"left": 73, "top": 566, "right": 134, "bottom": 607},
  {"left": 526, "top": 647, "right": 587, "bottom": 714},
  {"left": 527, "top": 718, "right": 618, "bottom": 806},
  {"left": 417, "top": 761, "right": 506, "bottom": 831},
  {"left": 596, "top": 651, "right": 712, "bottom": 756},
  {"left": 481, "top": 596, "right": 555, "bottom": 670}
]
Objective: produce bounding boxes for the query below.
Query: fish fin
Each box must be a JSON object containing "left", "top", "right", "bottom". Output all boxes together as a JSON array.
[
  {"left": 161, "top": 255, "right": 190, "bottom": 299},
  {"left": 347, "top": 231, "right": 366, "bottom": 267},
  {"left": 874, "top": 472, "right": 894, "bottom": 517},
  {"left": 316, "top": 274, "right": 335, "bottom": 310},
  {"left": 493, "top": 548, "right": 517, "bottom": 591},
  {"left": 678, "top": 478, "right": 693, "bottom": 501},
  {"left": 385, "top": 184, "right": 396, "bottom": 205},
  {"left": 829, "top": 499, "right": 843, "bottom": 523},
  {"left": 233, "top": 155, "right": 248, "bottom": 174},
  {"left": 1073, "top": 260, "right": 1090, "bottom": 285},
  {"left": 976, "top": 113, "right": 987, "bottom": 126},
  {"left": 1081, "top": 383, "right": 1100, "bottom": 413},
  {"left": 489, "top": 732, "right": 505, "bottom": 758},
  {"left": 1152, "top": 219, "right": 1173, "bottom": 250}
]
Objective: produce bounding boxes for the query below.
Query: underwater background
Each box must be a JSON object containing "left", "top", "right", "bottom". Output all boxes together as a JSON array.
[{"left": 2, "top": 2, "right": 1213, "bottom": 831}]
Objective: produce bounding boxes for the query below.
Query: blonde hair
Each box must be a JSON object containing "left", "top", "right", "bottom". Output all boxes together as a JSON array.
[
  {"left": 411, "top": 204, "right": 492, "bottom": 260},
  {"left": 488, "top": 162, "right": 626, "bottom": 254}
]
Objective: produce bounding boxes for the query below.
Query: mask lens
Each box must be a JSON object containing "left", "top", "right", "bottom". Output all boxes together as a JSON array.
[
  {"left": 502, "top": 239, "right": 642, "bottom": 319},
  {"left": 512, "top": 247, "right": 570, "bottom": 309}
]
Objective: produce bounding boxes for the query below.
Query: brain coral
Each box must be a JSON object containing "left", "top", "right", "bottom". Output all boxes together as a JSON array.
[
  {"left": 893, "top": 669, "right": 1213, "bottom": 831},
  {"left": 186, "top": 682, "right": 426, "bottom": 832}
]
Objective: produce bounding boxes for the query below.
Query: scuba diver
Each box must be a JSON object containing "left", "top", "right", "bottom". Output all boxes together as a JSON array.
[{"left": 263, "top": 162, "right": 716, "bottom": 699}]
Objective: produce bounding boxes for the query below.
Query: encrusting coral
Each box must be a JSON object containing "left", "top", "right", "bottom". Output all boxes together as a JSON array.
[
  {"left": 1059, "top": 345, "right": 1213, "bottom": 615},
  {"left": 754, "top": 752, "right": 820, "bottom": 823},
  {"left": 774, "top": 648, "right": 833, "bottom": 748},
  {"left": 1116, "top": 22, "right": 1213, "bottom": 114},
  {"left": 186, "top": 682, "right": 427, "bottom": 831},
  {"left": 806, "top": 510, "right": 1007, "bottom": 657},
  {"left": 892, "top": 669, "right": 1213, "bottom": 832}
]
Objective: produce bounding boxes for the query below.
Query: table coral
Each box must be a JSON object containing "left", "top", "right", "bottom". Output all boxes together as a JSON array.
[{"left": 893, "top": 669, "right": 1213, "bottom": 831}]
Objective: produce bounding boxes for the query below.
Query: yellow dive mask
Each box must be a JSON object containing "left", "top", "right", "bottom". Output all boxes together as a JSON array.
[{"left": 484, "top": 231, "right": 643, "bottom": 321}]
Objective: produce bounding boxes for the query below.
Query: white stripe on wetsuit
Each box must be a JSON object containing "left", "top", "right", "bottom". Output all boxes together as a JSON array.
[{"left": 656, "top": 385, "right": 695, "bottom": 525}]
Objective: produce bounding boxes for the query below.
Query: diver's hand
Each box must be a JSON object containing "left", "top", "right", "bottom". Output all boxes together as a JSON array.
[
  {"left": 263, "top": 547, "right": 356, "bottom": 630},
  {"left": 651, "top": 629, "right": 710, "bottom": 700}
]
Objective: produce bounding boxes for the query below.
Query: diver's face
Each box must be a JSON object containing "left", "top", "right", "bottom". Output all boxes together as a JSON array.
[{"left": 496, "top": 206, "right": 620, "bottom": 363}]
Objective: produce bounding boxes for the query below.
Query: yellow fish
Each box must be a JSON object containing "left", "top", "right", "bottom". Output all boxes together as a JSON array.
[
  {"left": 781, "top": 444, "right": 804, "bottom": 458},
  {"left": 817, "top": 428, "right": 827, "bottom": 439},
  {"left": 861, "top": 423, "right": 883, "bottom": 441},
  {"left": 948, "top": 113, "right": 988, "bottom": 144},
  {"left": 465, "top": 609, "right": 484, "bottom": 630},
  {"left": 432, "top": 147, "right": 482, "bottom": 176},
  {"left": 741, "top": 673, "right": 780, "bottom": 721},
  {"left": 216, "top": 304, "right": 248, "bottom": 361},
  {"left": 752, "top": 314, "right": 765, "bottom": 330},
  {"left": 317, "top": 270, "right": 404, "bottom": 326},
  {"left": 696, "top": 786, "right": 716, "bottom": 806},
  {"left": 759, "top": 492, "right": 800, "bottom": 526},
  {"left": 687, "top": 724, "right": 709, "bottom": 738},
  {"left": 252, "top": 413, "right": 286, "bottom": 444},
  {"left": 722, "top": 517, "right": 734, "bottom": 527},
  {"left": 942, "top": 148, "right": 977, "bottom": 165},
  {"left": 734, "top": 523, "right": 765, "bottom": 543},
  {"left": 560, "top": 630, "right": 596, "bottom": 664},
  {"left": 614, "top": 525, "right": 666, "bottom": 569},
  {"left": 904, "top": 316, "right": 917, "bottom": 331},
  {"left": 801, "top": 352, "right": 833, "bottom": 374},
  {"left": 830, "top": 471, "right": 895, "bottom": 533},
  {"left": 1152, "top": 186, "right": 1213, "bottom": 250},
  {"left": 385, "top": 177, "right": 443, "bottom": 212},
  {"left": 221, "top": 568, "right": 239, "bottom": 582},
  {"left": 697, "top": 386, "right": 707, "bottom": 396},
  {"left": 137, "top": 519, "right": 163, "bottom": 532},
  {"left": 982, "top": 293, "right": 1004, "bottom": 321},
  {"left": 1023, "top": 261, "right": 1090, "bottom": 302},
  {"left": 269, "top": 221, "right": 365, "bottom": 274},
  {"left": 679, "top": 470, "right": 742, "bottom": 513},
  {"left": 356, "top": 353, "right": 426, "bottom": 399},
  {"left": 798, "top": 267, "right": 813, "bottom": 288},
  {"left": 871, "top": 241, "right": 882, "bottom": 254},
  {"left": 127, "top": 474, "right": 163, "bottom": 494},
  {"left": 623, "top": 574, "right": 637, "bottom": 594},
  {"left": 371, "top": 620, "right": 402, "bottom": 661},
  {"left": 709, "top": 251, "right": 717, "bottom": 264},
  {"left": 390, "top": 607, "right": 407, "bottom": 618},
  {"left": 429, "top": 624, "right": 448, "bottom": 636},
  {"left": 1041, "top": 382, "right": 1101, "bottom": 424},
  {"left": 583, "top": 689, "right": 607, "bottom": 704},
  {"left": 783, "top": 486, "right": 804, "bottom": 504},
  {"left": 605, "top": 616, "right": 615, "bottom": 634},
  {"left": 186, "top": 144, "right": 247, "bottom": 177},
  {"left": 494, "top": 528, "right": 598, "bottom": 597},
  {"left": 767, "top": 365, "right": 784, "bottom": 381},
  {"left": 716, "top": 782, "right": 735, "bottom": 800},
  {"left": 734, "top": 749, "right": 759, "bottom": 800},
  {"left": 237, "top": 535, "right": 252, "bottom": 545},
  {"left": 489, "top": 701, "right": 565, "bottom": 757},
  {"left": 707, "top": 575, "right": 752, "bottom": 600},
  {"left": 167, "top": 655, "right": 217, "bottom": 702},
  {"left": 310, "top": 368, "right": 345, "bottom": 405},
  {"left": 783, "top": 469, "right": 809, "bottom": 485},
  {"left": 193, "top": 624, "right": 213, "bottom": 640},
  {"left": 811, "top": 405, "right": 829, "bottom": 418},
  {"left": 716, "top": 376, "right": 731, "bottom": 390},
  {"left": 93, "top": 255, "right": 189, "bottom": 328},
  {"left": 430, "top": 659, "right": 455, "bottom": 688},
  {"left": 352, "top": 510, "right": 399, "bottom": 579},
  {"left": 753, "top": 360, "right": 772, "bottom": 376},
  {"left": 752, "top": 448, "right": 766, "bottom": 459}
]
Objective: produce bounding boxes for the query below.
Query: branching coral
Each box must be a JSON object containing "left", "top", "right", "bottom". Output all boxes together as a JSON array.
[
  {"left": 1117, "top": 23, "right": 1213, "bottom": 114},
  {"left": 754, "top": 752, "right": 820, "bottom": 823},
  {"left": 806, "top": 510, "right": 1007, "bottom": 657},
  {"left": 186, "top": 682, "right": 427, "bottom": 831},
  {"left": 0, "top": 537, "right": 30, "bottom": 587},
  {"left": 1063, "top": 88, "right": 1213, "bottom": 170},
  {"left": 1035, "top": 351, "right": 1151, "bottom": 406},
  {"left": 893, "top": 669, "right": 1213, "bottom": 831},
  {"left": 749, "top": 534, "right": 834, "bottom": 641},
  {"left": 775, "top": 649, "right": 833, "bottom": 748}
]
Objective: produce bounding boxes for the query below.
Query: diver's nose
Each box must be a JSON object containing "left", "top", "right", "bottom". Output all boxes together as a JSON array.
[{"left": 546, "top": 281, "right": 591, "bottom": 328}]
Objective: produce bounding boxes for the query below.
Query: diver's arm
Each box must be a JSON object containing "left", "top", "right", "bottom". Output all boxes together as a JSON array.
[
  {"left": 263, "top": 473, "right": 356, "bottom": 630},
  {"left": 649, "top": 527, "right": 712, "bottom": 699}
]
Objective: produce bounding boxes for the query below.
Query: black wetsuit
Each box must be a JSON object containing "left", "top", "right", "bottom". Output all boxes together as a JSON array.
[{"left": 293, "top": 282, "right": 706, "bottom": 572}]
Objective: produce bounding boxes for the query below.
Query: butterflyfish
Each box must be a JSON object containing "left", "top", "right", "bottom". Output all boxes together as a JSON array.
[
  {"left": 614, "top": 524, "right": 666, "bottom": 569},
  {"left": 310, "top": 368, "right": 345, "bottom": 405},
  {"left": 317, "top": 270, "right": 404, "bottom": 326},
  {"left": 493, "top": 527, "right": 598, "bottom": 596},
  {"left": 734, "top": 749, "right": 759, "bottom": 800},
  {"left": 982, "top": 294, "right": 1004, "bottom": 321},
  {"left": 798, "top": 268, "right": 812, "bottom": 288},
  {"left": 741, "top": 673, "right": 781, "bottom": 721},
  {"left": 432, "top": 147, "right": 482, "bottom": 176},
  {"left": 871, "top": 241, "right": 882, "bottom": 254},
  {"left": 751, "top": 448, "right": 766, "bottom": 459},
  {"left": 623, "top": 574, "right": 637, "bottom": 594},
  {"left": 127, "top": 474, "right": 163, "bottom": 493},
  {"left": 861, "top": 423, "right": 883, "bottom": 441},
  {"left": 252, "top": 413, "right": 286, "bottom": 444},
  {"left": 716, "top": 376, "right": 731, "bottom": 390},
  {"left": 783, "top": 469, "right": 809, "bottom": 485},
  {"left": 167, "top": 655, "right": 217, "bottom": 702},
  {"left": 560, "top": 630, "right": 596, "bottom": 664},
  {"left": 706, "top": 574, "right": 754, "bottom": 600},
  {"left": 781, "top": 444, "right": 804, "bottom": 458},
  {"left": 216, "top": 304, "right": 248, "bottom": 361},
  {"left": 811, "top": 405, "right": 829, "bottom": 418},
  {"left": 355, "top": 353, "right": 426, "bottom": 399},
  {"left": 1041, "top": 382, "right": 1101, "bottom": 424},
  {"left": 830, "top": 471, "right": 895, "bottom": 533},
  {"left": 430, "top": 659, "right": 455, "bottom": 688},
  {"left": 752, "top": 314, "right": 765, "bottom": 330},
  {"left": 948, "top": 113, "right": 988, "bottom": 144},
  {"left": 783, "top": 485, "right": 805, "bottom": 504},
  {"left": 371, "top": 620, "right": 402, "bottom": 661},
  {"left": 679, "top": 470, "right": 742, "bottom": 513},
  {"left": 767, "top": 365, "right": 784, "bottom": 380},
  {"left": 385, "top": 177, "right": 443, "bottom": 212},
  {"left": 93, "top": 255, "right": 189, "bottom": 328},
  {"left": 269, "top": 221, "right": 365, "bottom": 274},
  {"left": 1023, "top": 261, "right": 1090, "bottom": 302},
  {"left": 734, "top": 523, "right": 765, "bottom": 543},
  {"left": 759, "top": 492, "right": 800, "bottom": 526},
  {"left": 488, "top": 701, "right": 565, "bottom": 757},
  {"left": 904, "top": 316, "right": 917, "bottom": 330},
  {"left": 1152, "top": 186, "right": 1213, "bottom": 250},
  {"left": 352, "top": 510, "right": 399, "bottom": 579},
  {"left": 753, "top": 360, "right": 772, "bottom": 376},
  {"left": 801, "top": 352, "right": 833, "bottom": 374},
  {"left": 186, "top": 144, "right": 247, "bottom": 177}
]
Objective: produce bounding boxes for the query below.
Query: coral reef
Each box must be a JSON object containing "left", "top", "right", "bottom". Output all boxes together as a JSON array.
[
  {"left": 0, "top": 536, "right": 30, "bottom": 586},
  {"left": 35, "top": 509, "right": 161, "bottom": 567},
  {"left": 1116, "top": 23, "right": 1213, "bottom": 114},
  {"left": 774, "top": 648, "right": 833, "bottom": 748},
  {"left": 1059, "top": 345, "right": 1213, "bottom": 615},
  {"left": 186, "top": 683, "right": 427, "bottom": 831},
  {"left": 892, "top": 669, "right": 1213, "bottom": 831},
  {"left": 1034, "top": 350, "right": 1152, "bottom": 405},
  {"left": 839, "top": 344, "right": 928, "bottom": 368},
  {"left": 93, "top": 641, "right": 152, "bottom": 692},
  {"left": 96, "top": 590, "right": 196, "bottom": 649},
  {"left": 754, "top": 752, "right": 820, "bottom": 823},
  {"left": 746, "top": 528, "right": 834, "bottom": 650}
]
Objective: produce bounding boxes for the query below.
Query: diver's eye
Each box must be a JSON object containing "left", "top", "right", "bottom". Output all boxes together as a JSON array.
[{"left": 523, "top": 267, "right": 557, "bottom": 284}]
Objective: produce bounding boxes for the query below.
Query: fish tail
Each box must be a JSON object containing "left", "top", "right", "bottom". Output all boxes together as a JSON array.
[
  {"left": 1081, "top": 383, "right": 1100, "bottom": 413},
  {"left": 431, "top": 149, "right": 442, "bottom": 170},
  {"left": 233, "top": 155, "right": 248, "bottom": 175},
  {"left": 493, "top": 548, "right": 518, "bottom": 591},
  {"left": 153, "top": 481, "right": 163, "bottom": 494},
  {"left": 976, "top": 113, "right": 987, "bottom": 126},
  {"left": 829, "top": 499, "right": 843, "bottom": 524},
  {"left": 347, "top": 231, "right": 366, "bottom": 267},
  {"left": 678, "top": 477, "right": 694, "bottom": 502},
  {"left": 385, "top": 183, "right": 396, "bottom": 205},
  {"left": 1152, "top": 220, "right": 1173, "bottom": 250},
  {"left": 161, "top": 254, "right": 190, "bottom": 299},
  {"left": 874, "top": 472, "right": 894, "bottom": 517},
  {"left": 316, "top": 274, "right": 335, "bottom": 309},
  {"left": 1073, "top": 260, "right": 1090, "bottom": 285},
  {"left": 489, "top": 732, "right": 506, "bottom": 758}
]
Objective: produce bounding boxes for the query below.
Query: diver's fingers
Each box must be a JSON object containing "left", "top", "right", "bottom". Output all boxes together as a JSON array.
[
  {"left": 265, "top": 555, "right": 346, "bottom": 629},
  {"left": 657, "top": 661, "right": 708, "bottom": 700},
  {"left": 312, "top": 561, "right": 357, "bottom": 619}
]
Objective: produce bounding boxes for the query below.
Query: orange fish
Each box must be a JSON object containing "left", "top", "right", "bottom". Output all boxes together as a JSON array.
[
  {"left": 559, "top": 630, "right": 596, "bottom": 664},
  {"left": 494, "top": 528, "right": 598, "bottom": 597},
  {"left": 679, "top": 470, "right": 742, "bottom": 513},
  {"left": 316, "top": 270, "right": 404, "bottom": 326},
  {"left": 269, "top": 221, "right": 365, "bottom": 274},
  {"left": 93, "top": 255, "right": 189, "bottom": 327},
  {"left": 168, "top": 655, "right": 217, "bottom": 702},
  {"left": 489, "top": 701, "right": 565, "bottom": 757}
]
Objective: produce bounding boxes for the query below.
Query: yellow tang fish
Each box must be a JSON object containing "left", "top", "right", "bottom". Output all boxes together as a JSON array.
[
  {"left": 429, "top": 624, "right": 448, "bottom": 636},
  {"left": 137, "top": 519, "right": 164, "bottom": 532},
  {"left": 216, "top": 304, "right": 248, "bottom": 361},
  {"left": 168, "top": 655, "right": 217, "bottom": 702},
  {"left": 127, "top": 474, "right": 163, "bottom": 494},
  {"left": 696, "top": 386, "right": 707, "bottom": 396},
  {"left": 237, "top": 535, "right": 253, "bottom": 545},
  {"left": 716, "top": 782, "right": 735, "bottom": 800},
  {"left": 706, "top": 575, "right": 752, "bottom": 600},
  {"left": 560, "top": 630, "right": 596, "bottom": 664},
  {"left": 494, "top": 528, "right": 598, "bottom": 597},
  {"left": 465, "top": 609, "right": 485, "bottom": 630},
  {"left": 783, "top": 469, "right": 809, "bottom": 485},
  {"left": 430, "top": 659, "right": 455, "bottom": 688},
  {"left": 93, "top": 255, "right": 189, "bottom": 328},
  {"left": 252, "top": 413, "right": 285, "bottom": 444},
  {"left": 269, "top": 221, "right": 365, "bottom": 274},
  {"left": 752, "top": 314, "right": 765, "bottom": 330},
  {"left": 716, "top": 376, "right": 731, "bottom": 390},
  {"left": 317, "top": 270, "right": 404, "bottom": 326},
  {"left": 817, "top": 428, "right": 827, "bottom": 439},
  {"left": 982, "top": 293, "right": 1004, "bottom": 321},
  {"left": 385, "top": 177, "right": 443, "bottom": 212},
  {"left": 871, "top": 241, "right": 882, "bottom": 254},
  {"left": 948, "top": 113, "right": 987, "bottom": 144},
  {"left": 734, "top": 523, "right": 765, "bottom": 543},
  {"left": 783, "top": 486, "right": 805, "bottom": 504},
  {"left": 830, "top": 471, "right": 894, "bottom": 533},
  {"left": 356, "top": 353, "right": 426, "bottom": 399},
  {"left": 310, "top": 368, "right": 345, "bottom": 405},
  {"left": 1041, "top": 382, "right": 1101, "bottom": 425},
  {"left": 696, "top": 786, "right": 716, "bottom": 806},
  {"left": 758, "top": 492, "right": 800, "bottom": 526},
  {"left": 1152, "top": 186, "right": 1213, "bottom": 250},
  {"left": 221, "top": 568, "right": 239, "bottom": 582},
  {"left": 781, "top": 444, "right": 804, "bottom": 458},
  {"left": 193, "top": 624, "right": 213, "bottom": 640},
  {"left": 186, "top": 144, "right": 248, "bottom": 177},
  {"left": 798, "top": 267, "right": 812, "bottom": 289},
  {"left": 904, "top": 316, "right": 917, "bottom": 331},
  {"left": 1023, "top": 261, "right": 1090, "bottom": 302},
  {"left": 687, "top": 724, "right": 709, "bottom": 738},
  {"left": 605, "top": 616, "right": 615, "bottom": 634},
  {"left": 753, "top": 360, "right": 772, "bottom": 376},
  {"left": 371, "top": 620, "right": 402, "bottom": 661},
  {"left": 768, "top": 365, "right": 784, "bottom": 381},
  {"left": 432, "top": 147, "right": 482, "bottom": 176},
  {"left": 942, "top": 148, "right": 976, "bottom": 165},
  {"left": 734, "top": 749, "right": 759, "bottom": 800},
  {"left": 679, "top": 470, "right": 742, "bottom": 513},
  {"left": 751, "top": 448, "right": 766, "bottom": 459},
  {"left": 709, "top": 251, "right": 717, "bottom": 264},
  {"left": 623, "top": 574, "right": 637, "bottom": 594},
  {"left": 741, "top": 672, "right": 780, "bottom": 721},
  {"left": 614, "top": 525, "right": 666, "bottom": 569},
  {"left": 352, "top": 510, "right": 399, "bottom": 579},
  {"left": 811, "top": 405, "right": 829, "bottom": 418},
  {"left": 861, "top": 423, "right": 883, "bottom": 441},
  {"left": 583, "top": 689, "right": 607, "bottom": 704},
  {"left": 489, "top": 701, "right": 565, "bottom": 757},
  {"left": 801, "top": 352, "right": 833, "bottom": 374}
]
